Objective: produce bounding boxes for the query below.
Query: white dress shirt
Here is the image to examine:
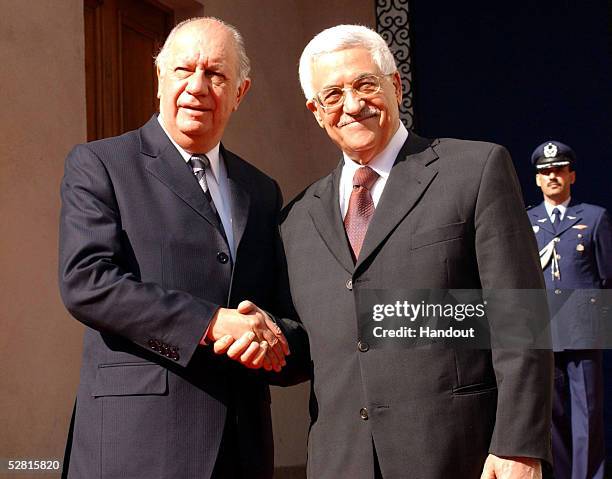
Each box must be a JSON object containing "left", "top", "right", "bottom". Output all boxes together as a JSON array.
[
  {"left": 157, "top": 115, "right": 236, "bottom": 260},
  {"left": 544, "top": 197, "right": 571, "bottom": 223},
  {"left": 339, "top": 122, "right": 409, "bottom": 218}
]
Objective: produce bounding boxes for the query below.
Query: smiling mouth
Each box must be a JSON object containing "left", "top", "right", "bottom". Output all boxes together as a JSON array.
[
  {"left": 338, "top": 109, "right": 379, "bottom": 128},
  {"left": 180, "top": 105, "right": 210, "bottom": 113}
]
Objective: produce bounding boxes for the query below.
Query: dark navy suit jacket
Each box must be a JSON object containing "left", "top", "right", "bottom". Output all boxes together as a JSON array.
[
  {"left": 59, "top": 116, "right": 284, "bottom": 479},
  {"left": 527, "top": 201, "right": 612, "bottom": 350}
]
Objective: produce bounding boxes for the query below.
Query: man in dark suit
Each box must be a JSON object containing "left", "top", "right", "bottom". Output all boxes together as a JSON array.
[
  {"left": 527, "top": 141, "right": 611, "bottom": 479},
  {"left": 279, "top": 25, "right": 553, "bottom": 478},
  {"left": 59, "top": 17, "right": 289, "bottom": 479}
]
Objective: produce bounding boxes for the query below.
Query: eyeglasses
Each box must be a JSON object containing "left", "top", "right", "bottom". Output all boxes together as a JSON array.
[{"left": 314, "top": 74, "right": 391, "bottom": 111}]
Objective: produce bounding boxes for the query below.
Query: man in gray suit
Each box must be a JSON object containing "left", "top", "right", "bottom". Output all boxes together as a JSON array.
[
  {"left": 59, "top": 17, "right": 288, "bottom": 479},
  {"left": 278, "top": 25, "right": 553, "bottom": 478}
]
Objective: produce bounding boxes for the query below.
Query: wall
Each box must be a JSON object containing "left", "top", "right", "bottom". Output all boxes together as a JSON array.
[
  {"left": 0, "top": 0, "right": 87, "bottom": 471},
  {"left": 0, "top": 0, "right": 374, "bottom": 475}
]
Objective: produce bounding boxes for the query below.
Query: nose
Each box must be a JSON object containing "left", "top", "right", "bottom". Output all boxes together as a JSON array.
[
  {"left": 342, "top": 89, "right": 364, "bottom": 114},
  {"left": 186, "top": 72, "right": 209, "bottom": 96}
]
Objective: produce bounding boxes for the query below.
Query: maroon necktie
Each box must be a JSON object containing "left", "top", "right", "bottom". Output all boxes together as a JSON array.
[{"left": 344, "top": 166, "right": 379, "bottom": 261}]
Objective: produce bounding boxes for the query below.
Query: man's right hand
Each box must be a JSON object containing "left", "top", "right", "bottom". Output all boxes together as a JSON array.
[{"left": 204, "top": 302, "right": 289, "bottom": 371}]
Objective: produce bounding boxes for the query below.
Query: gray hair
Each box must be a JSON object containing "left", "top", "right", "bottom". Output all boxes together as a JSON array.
[
  {"left": 298, "top": 24, "right": 397, "bottom": 100},
  {"left": 155, "top": 17, "right": 250, "bottom": 86}
]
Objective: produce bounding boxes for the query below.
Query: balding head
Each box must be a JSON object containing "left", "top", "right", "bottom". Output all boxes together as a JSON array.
[
  {"left": 156, "top": 17, "right": 250, "bottom": 87},
  {"left": 155, "top": 17, "right": 251, "bottom": 153}
]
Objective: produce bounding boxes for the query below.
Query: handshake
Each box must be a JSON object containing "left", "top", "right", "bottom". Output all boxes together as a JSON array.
[{"left": 202, "top": 300, "right": 290, "bottom": 372}]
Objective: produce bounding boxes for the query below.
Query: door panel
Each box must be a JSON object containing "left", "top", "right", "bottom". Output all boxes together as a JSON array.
[{"left": 84, "top": 0, "right": 173, "bottom": 140}]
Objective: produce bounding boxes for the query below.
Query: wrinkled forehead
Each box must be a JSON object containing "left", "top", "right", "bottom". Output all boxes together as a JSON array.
[
  {"left": 167, "top": 23, "right": 238, "bottom": 68},
  {"left": 311, "top": 48, "right": 379, "bottom": 85}
]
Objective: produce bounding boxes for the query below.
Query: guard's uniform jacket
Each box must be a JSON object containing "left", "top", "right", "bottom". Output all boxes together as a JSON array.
[{"left": 527, "top": 201, "right": 612, "bottom": 351}]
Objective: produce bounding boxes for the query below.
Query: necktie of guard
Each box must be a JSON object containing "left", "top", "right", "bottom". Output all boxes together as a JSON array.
[
  {"left": 551, "top": 207, "right": 561, "bottom": 232},
  {"left": 344, "top": 166, "right": 379, "bottom": 261}
]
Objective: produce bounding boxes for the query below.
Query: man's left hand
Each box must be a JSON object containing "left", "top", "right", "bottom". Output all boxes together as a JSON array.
[{"left": 480, "top": 455, "right": 541, "bottom": 479}]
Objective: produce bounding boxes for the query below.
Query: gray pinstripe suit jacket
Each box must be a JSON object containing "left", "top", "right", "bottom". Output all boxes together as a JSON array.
[{"left": 280, "top": 132, "right": 554, "bottom": 478}]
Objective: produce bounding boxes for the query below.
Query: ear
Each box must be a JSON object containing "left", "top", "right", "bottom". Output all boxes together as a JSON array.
[
  {"left": 156, "top": 65, "right": 163, "bottom": 100},
  {"left": 535, "top": 173, "right": 542, "bottom": 188},
  {"left": 306, "top": 99, "right": 325, "bottom": 128},
  {"left": 570, "top": 170, "right": 576, "bottom": 185},
  {"left": 232, "top": 78, "right": 252, "bottom": 111},
  {"left": 391, "top": 71, "right": 403, "bottom": 104}
]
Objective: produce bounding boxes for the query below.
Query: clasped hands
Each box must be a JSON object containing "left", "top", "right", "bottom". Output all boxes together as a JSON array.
[{"left": 205, "top": 300, "right": 290, "bottom": 372}]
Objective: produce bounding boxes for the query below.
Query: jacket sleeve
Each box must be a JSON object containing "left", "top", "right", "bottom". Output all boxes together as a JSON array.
[
  {"left": 59, "top": 144, "right": 218, "bottom": 367},
  {"left": 265, "top": 182, "right": 312, "bottom": 387},
  {"left": 473, "top": 145, "right": 553, "bottom": 464},
  {"left": 594, "top": 208, "right": 612, "bottom": 288}
]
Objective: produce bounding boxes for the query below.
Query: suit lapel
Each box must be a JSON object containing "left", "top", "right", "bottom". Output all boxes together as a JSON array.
[
  {"left": 530, "top": 203, "right": 555, "bottom": 235},
  {"left": 529, "top": 202, "right": 582, "bottom": 236},
  {"left": 140, "top": 116, "right": 224, "bottom": 231},
  {"left": 308, "top": 164, "right": 354, "bottom": 273},
  {"left": 222, "top": 146, "right": 251, "bottom": 252},
  {"left": 356, "top": 133, "right": 439, "bottom": 270},
  {"left": 556, "top": 202, "right": 583, "bottom": 236}
]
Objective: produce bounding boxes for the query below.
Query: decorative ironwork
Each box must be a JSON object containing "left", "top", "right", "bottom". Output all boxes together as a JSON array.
[{"left": 376, "top": 0, "right": 414, "bottom": 129}]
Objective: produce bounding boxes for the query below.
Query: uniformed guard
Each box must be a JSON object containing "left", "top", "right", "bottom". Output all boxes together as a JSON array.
[{"left": 527, "top": 140, "right": 612, "bottom": 479}]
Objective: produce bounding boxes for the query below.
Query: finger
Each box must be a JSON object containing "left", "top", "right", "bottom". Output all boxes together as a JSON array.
[
  {"left": 262, "top": 356, "right": 273, "bottom": 371},
  {"left": 259, "top": 313, "right": 287, "bottom": 365},
  {"left": 268, "top": 319, "right": 291, "bottom": 356},
  {"left": 227, "top": 332, "right": 256, "bottom": 359},
  {"left": 259, "top": 330, "right": 282, "bottom": 370},
  {"left": 213, "top": 335, "right": 234, "bottom": 354},
  {"left": 237, "top": 300, "right": 255, "bottom": 314},
  {"left": 266, "top": 318, "right": 291, "bottom": 356},
  {"left": 262, "top": 330, "right": 286, "bottom": 367},
  {"left": 265, "top": 349, "right": 282, "bottom": 372},
  {"left": 249, "top": 341, "right": 269, "bottom": 369},
  {"left": 240, "top": 341, "right": 261, "bottom": 365}
]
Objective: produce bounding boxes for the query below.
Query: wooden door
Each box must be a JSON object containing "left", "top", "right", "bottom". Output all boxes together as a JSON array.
[{"left": 84, "top": 0, "right": 173, "bottom": 141}]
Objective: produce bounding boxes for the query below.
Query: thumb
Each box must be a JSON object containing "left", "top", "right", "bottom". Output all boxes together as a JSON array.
[
  {"left": 237, "top": 300, "right": 255, "bottom": 314},
  {"left": 480, "top": 455, "right": 496, "bottom": 479}
]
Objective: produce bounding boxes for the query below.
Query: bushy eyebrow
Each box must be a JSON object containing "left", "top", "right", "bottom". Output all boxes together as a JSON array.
[{"left": 321, "top": 72, "right": 377, "bottom": 90}]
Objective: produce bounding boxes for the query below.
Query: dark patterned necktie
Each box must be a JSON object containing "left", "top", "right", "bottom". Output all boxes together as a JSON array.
[
  {"left": 344, "top": 166, "right": 379, "bottom": 261},
  {"left": 189, "top": 154, "right": 219, "bottom": 216},
  {"left": 188, "top": 154, "right": 229, "bottom": 248}
]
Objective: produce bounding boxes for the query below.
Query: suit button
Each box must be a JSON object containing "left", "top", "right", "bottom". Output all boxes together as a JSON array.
[
  {"left": 360, "top": 407, "right": 369, "bottom": 420},
  {"left": 554, "top": 237, "right": 560, "bottom": 243},
  {"left": 217, "top": 252, "right": 229, "bottom": 264},
  {"left": 590, "top": 297, "right": 597, "bottom": 304},
  {"left": 346, "top": 279, "right": 353, "bottom": 290},
  {"left": 555, "top": 289, "right": 562, "bottom": 295},
  {"left": 358, "top": 341, "right": 369, "bottom": 352}
]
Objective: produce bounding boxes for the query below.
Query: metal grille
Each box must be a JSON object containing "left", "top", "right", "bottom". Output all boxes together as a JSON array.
[{"left": 375, "top": 0, "right": 414, "bottom": 129}]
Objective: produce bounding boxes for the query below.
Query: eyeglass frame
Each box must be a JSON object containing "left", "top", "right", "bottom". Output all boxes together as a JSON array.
[{"left": 312, "top": 73, "right": 395, "bottom": 111}]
